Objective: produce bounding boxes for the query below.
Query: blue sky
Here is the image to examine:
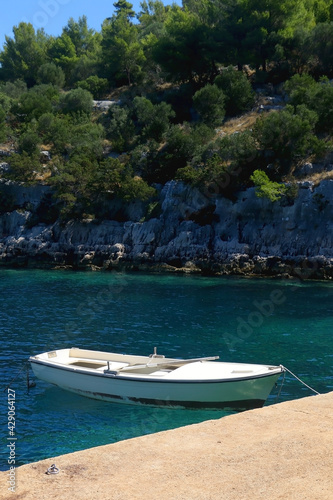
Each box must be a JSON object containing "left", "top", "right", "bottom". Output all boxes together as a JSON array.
[{"left": 1, "top": 0, "right": 181, "bottom": 48}]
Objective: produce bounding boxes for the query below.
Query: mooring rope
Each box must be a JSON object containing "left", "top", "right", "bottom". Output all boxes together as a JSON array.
[
  {"left": 3, "top": 361, "right": 35, "bottom": 392},
  {"left": 280, "top": 365, "right": 321, "bottom": 395},
  {"left": 3, "top": 361, "right": 30, "bottom": 392},
  {"left": 275, "top": 367, "right": 287, "bottom": 403}
]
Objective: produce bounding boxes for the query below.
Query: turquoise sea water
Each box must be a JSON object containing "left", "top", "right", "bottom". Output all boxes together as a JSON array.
[{"left": 1, "top": 269, "right": 332, "bottom": 470}]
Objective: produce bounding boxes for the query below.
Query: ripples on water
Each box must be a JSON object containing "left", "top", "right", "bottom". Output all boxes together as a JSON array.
[{"left": 1, "top": 269, "right": 332, "bottom": 469}]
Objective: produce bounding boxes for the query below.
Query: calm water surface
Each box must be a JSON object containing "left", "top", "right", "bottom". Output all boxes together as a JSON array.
[{"left": 1, "top": 269, "right": 332, "bottom": 469}]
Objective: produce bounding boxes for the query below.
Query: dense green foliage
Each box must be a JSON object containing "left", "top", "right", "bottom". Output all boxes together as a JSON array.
[
  {"left": 250, "top": 170, "right": 287, "bottom": 202},
  {"left": 1, "top": 1, "right": 333, "bottom": 220}
]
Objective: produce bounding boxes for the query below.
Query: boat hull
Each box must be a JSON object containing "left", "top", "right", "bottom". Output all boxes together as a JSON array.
[{"left": 30, "top": 350, "right": 283, "bottom": 410}]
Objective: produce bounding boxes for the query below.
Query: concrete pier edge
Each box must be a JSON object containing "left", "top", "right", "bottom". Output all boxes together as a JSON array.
[{"left": 1, "top": 392, "right": 333, "bottom": 500}]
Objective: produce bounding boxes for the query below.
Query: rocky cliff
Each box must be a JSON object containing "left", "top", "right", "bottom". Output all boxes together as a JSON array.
[{"left": 1, "top": 178, "right": 333, "bottom": 279}]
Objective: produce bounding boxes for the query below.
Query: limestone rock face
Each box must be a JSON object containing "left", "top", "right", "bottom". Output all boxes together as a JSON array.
[
  {"left": 1, "top": 179, "right": 333, "bottom": 278},
  {"left": 0, "top": 179, "right": 51, "bottom": 209}
]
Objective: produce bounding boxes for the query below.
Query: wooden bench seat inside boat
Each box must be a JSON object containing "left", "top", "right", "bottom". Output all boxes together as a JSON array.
[
  {"left": 69, "top": 347, "right": 154, "bottom": 364},
  {"left": 69, "top": 361, "right": 107, "bottom": 369}
]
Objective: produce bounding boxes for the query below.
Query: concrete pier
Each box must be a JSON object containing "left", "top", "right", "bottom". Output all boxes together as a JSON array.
[{"left": 1, "top": 392, "right": 332, "bottom": 499}]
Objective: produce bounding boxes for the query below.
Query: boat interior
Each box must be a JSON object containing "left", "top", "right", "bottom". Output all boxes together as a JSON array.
[
  {"left": 55, "top": 348, "right": 186, "bottom": 375},
  {"left": 38, "top": 347, "right": 221, "bottom": 377},
  {"left": 32, "top": 347, "right": 281, "bottom": 380}
]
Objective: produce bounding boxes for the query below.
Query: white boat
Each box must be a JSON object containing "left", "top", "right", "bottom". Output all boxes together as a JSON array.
[{"left": 29, "top": 347, "right": 285, "bottom": 410}]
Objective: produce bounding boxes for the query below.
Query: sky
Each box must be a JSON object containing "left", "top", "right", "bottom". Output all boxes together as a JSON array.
[{"left": 0, "top": 0, "right": 181, "bottom": 49}]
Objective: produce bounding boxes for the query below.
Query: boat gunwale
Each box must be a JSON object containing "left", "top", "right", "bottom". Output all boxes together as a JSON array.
[{"left": 29, "top": 357, "right": 284, "bottom": 385}]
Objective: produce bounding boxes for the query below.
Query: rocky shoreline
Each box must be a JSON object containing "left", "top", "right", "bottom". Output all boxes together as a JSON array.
[{"left": 1, "top": 179, "right": 333, "bottom": 279}]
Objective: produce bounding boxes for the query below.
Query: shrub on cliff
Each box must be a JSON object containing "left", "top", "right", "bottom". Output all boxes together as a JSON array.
[
  {"left": 176, "top": 130, "right": 257, "bottom": 197},
  {"left": 11, "top": 87, "right": 54, "bottom": 122},
  {"left": 133, "top": 96, "right": 175, "bottom": 142},
  {"left": 60, "top": 88, "right": 93, "bottom": 115},
  {"left": 0, "top": 107, "right": 6, "bottom": 142},
  {"left": 253, "top": 104, "right": 325, "bottom": 176},
  {"left": 106, "top": 104, "right": 136, "bottom": 153},
  {"left": 92, "top": 157, "right": 155, "bottom": 202},
  {"left": 148, "top": 123, "right": 215, "bottom": 184},
  {"left": 0, "top": 92, "right": 12, "bottom": 114},
  {"left": 0, "top": 79, "right": 27, "bottom": 99},
  {"left": 38, "top": 114, "right": 72, "bottom": 154},
  {"left": 250, "top": 169, "right": 287, "bottom": 202},
  {"left": 50, "top": 155, "right": 155, "bottom": 220},
  {"left": 176, "top": 153, "right": 229, "bottom": 188},
  {"left": 66, "top": 121, "right": 105, "bottom": 159},
  {"left": 37, "top": 63, "right": 65, "bottom": 88},
  {"left": 49, "top": 155, "right": 99, "bottom": 219},
  {"left": 38, "top": 112, "right": 104, "bottom": 158},
  {"left": 18, "top": 130, "right": 40, "bottom": 155},
  {"left": 76, "top": 75, "right": 109, "bottom": 99},
  {"left": 192, "top": 84, "right": 225, "bottom": 127},
  {"left": 7, "top": 152, "right": 41, "bottom": 184},
  {"left": 285, "top": 74, "right": 333, "bottom": 133},
  {"left": 216, "top": 130, "right": 258, "bottom": 168},
  {"left": 214, "top": 67, "right": 255, "bottom": 117}
]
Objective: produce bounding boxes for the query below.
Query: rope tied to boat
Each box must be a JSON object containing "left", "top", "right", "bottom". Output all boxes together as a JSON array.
[
  {"left": 3, "top": 361, "right": 32, "bottom": 392},
  {"left": 277, "top": 365, "right": 321, "bottom": 402}
]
